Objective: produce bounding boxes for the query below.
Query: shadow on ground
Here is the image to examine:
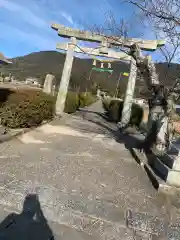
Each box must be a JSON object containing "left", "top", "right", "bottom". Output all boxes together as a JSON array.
[
  {"left": 77, "top": 108, "right": 143, "bottom": 147},
  {"left": 0, "top": 88, "right": 14, "bottom": 105},
  {"left": 0, "top": 194, "right": 54, "bottom": 239},
  {"left": 76, "top": 109, "right": 118, "bottom": 133},
  {"left": 77, "top": 108, "right": 162, "bottom": 190}
]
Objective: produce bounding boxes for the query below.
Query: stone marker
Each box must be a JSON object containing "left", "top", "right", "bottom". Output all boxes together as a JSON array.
[
  {"left": 10, "top": 76, "right": 15, "bottom": 83},
  {"left": 43, "top": 74, "right": 55, "bottom": 94},
  {"left": 52, "top": 85, "right": 56, "bottom": 96},
  {"left": 96, "top": 89, "right": 101, "bottom": 98}
]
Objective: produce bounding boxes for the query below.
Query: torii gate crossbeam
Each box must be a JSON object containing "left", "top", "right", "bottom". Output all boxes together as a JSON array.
[
  {"left": 56, "top": 42, "right": 131, "bottom": 61},
  {"left": 52, "top": 23, "right": 165, "bottom": 51}
]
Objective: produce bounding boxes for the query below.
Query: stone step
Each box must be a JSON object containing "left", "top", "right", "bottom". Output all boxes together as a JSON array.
[
  {"left": 130, "top": 148, "right": 180, "bottom": 215},
  {"left": 0, "top": 186, "right": 134, "bottom": 239},
  {"left": 131, "top": 148, "right": 148, "bottom": 166},
  {"left": 131, "top": 147, "right": 180, "bottom": 188},
  {"left": 48, "top": 222, "right": 101, "bottom": 240},
  {"left": 0, "top": 205, "right": 133, "bottom": 240},
  {"left": 143, "top": 162, "right": 164, "bottom": 190},
  {"left": 167, "top": 144, "right": 179, "bottom": 154},
  {"left": 151, "top": 155, "right": 180, "bottom": 187},
  {"left": 126, "top": 209, "right": 167, "bottom": 237},
  {"left": 0, "top": 207, "right": 132, "bottom": 240},
  {"left": 0, "top": 186, "right": 179, "bottom": 239},
  {"left": 0, "top": 208, "right": 101, "bottom": 240},
  {"left": 0, "top": 184, "right": 170, "bottom": 239},
  {"left": 161, "top": 143, "right": 180, "bottom": 171},
  {"left": 131, "top": 148, "right": 172, "bottom": 189},
  {"left": 132, "top": 140, "right": 180, "bottom": 173},
  {"left": 126, "top": 208, "right": 180, "bottom": 239},
  {"left": 0, "top": 202, "right": 168, "bottom": 240},
  {"left": 0, "top": 186, "right": 125, "bottom": 226},
  {"left": 159, "top": 153, "right": 180, "bottom": 171}
]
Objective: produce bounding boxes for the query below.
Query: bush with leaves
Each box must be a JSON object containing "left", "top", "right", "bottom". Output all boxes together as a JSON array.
[
  {"left": 64, "top": 91, "right": 79, "bottom": 113},
  {"left": 108, "top": 99, "right": 123, "bottom": 122},
  {"left": 0, "top": 89, "right": 55, "bottom": 128},
  {"left": 105, "top": 99, "right": 143, "bottom": 127},
  {"left": 130, "top": 103, "right": 144, "bottom": 127},
  {"left": 0, "top": 88, "right": 97, "bottom": 128},
  {"left": 78, "top": 92, "right": 96, "bottom": 108}
]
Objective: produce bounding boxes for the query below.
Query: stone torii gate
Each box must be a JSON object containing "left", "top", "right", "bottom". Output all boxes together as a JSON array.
[{"left": 51, "top": 23, "right": 165, "bottom": 124}]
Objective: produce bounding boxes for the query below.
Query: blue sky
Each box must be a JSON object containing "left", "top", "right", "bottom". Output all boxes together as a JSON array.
[{"left": 0, "top": 0, "right": 163, "bottom": 60}]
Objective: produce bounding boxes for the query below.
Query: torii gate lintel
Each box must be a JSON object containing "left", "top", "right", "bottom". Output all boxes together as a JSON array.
[{"left": 51, "top": 23, "right": 165, "bottom": 51}]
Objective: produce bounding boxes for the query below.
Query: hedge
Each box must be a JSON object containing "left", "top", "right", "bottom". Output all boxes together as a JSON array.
[
  {"left": 64, "top": 91, "right": 96, "bottom": 113},
  {"left": 0, "top": 88, "right": 97, "bottom": 129},
  {"left": 0, "top": 89, "right": 55, "bottom": 128},
  {"left": 78, "top": 92, "right": 96, "bottom": 108},
  {"left": 102, "top": 99, "right": 143, "bottom": 127},
  {"left": 108, "top": 100, "right": 123, "bottom": 122},
  {"left": 64, "top": 91, "right": 79, "bottom": 113}
]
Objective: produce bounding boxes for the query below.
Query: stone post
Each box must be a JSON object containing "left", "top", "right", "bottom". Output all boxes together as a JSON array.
[
  {"left": 55, "top": 37, "right": 76, "bottom": 116},
  {"left": 52, "top": 85, "right": 56, "bottom": 96},
  {"left": 120, "top": 57, "right": 137, "bottom": 127},
  {"left": 43, "top": 74, "right": 55, "bottom": 94},
  {"left": 96, "top": 89, "right": 101, "bottom": 98}
]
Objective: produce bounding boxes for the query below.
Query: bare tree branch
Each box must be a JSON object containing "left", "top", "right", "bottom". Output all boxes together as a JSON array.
[
  {"left": 126, "top": 0, "right": 180, "bottom": 25},
  {"left": 121, "top": 0, "right": 180, "bottom": 65}
]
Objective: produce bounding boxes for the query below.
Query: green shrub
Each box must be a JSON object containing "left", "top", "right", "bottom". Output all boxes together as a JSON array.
[
  {"left": 0, "top": 88, "right": 14, "bottom": 106},
  {"left": 130, "top": 103, "right": 143, "bottom": 127},
  {"left": 78, "top": 92, "right": 96, "bottom": 108},
  {"left": 106, "top": 99, "right": 143, "bottom": 127},
  {"left": 108, "top": 99, "right": 123, "bottom": 122},
  {"left": 0, "top": 89, "right": 55, "bottom": 128},
  {"left": 64, "top": 91, "right": 79, "bottom": 113}
]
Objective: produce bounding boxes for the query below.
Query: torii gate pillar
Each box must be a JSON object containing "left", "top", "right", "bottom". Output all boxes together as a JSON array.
[
  {"left": 120, "top": 57, "right": 137, "bottom": 127},
  {"left": 55, "top": 37, "right": 76, "bottom": 116}
]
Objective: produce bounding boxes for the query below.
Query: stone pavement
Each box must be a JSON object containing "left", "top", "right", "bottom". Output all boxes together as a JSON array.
[{"left": 0, "top": 101, "right": 179, "bottom": 239}]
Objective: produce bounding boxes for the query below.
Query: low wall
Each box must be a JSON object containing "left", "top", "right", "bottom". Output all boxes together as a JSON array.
[{"left": 0, "top": 83, "right": 41, "bottom": 90}]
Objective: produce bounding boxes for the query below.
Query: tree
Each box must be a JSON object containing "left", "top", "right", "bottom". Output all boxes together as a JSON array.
[
  {"left": 126, "top": 0, "right": 180, "bottom": 26},
  {"left": 123, "top": 0, "right": 180, "bottom": 63}
]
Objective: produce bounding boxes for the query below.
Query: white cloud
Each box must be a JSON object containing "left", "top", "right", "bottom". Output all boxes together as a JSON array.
[
  {"left": 0, "top": 22, "right": 56, "bottom": 49},
  {"left": 0, "top": 0, "right": 48, "bottom": 29},
  {"left": 0, "top": 0, "right": 20, "bottom": 10},
  {"left": 61, "top": 11, "right": 74, "bottom": 25}
]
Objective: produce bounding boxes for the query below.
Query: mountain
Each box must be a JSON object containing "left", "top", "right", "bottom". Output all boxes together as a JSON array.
[{"left": 0, "top": 51, "right": 180, "bottom": 97}]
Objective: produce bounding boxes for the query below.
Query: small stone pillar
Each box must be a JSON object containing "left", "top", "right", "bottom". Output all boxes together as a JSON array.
[
  {"left": 10, "top": 76, "right": 15, "bottom": 83},
  {"left": 96, "top": 89, "right": 101, "bottom": 98},
  {"left": 52, "top": 85, "right": 56, "bottom": 96},
  {"left": 43, "top": 74, "right": 55, "bottom": 95}
]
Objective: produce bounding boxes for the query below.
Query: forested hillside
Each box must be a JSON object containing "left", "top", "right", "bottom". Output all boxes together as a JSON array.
[{"left": 1, "top": 51, "right": 180, "bottom": 97}]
